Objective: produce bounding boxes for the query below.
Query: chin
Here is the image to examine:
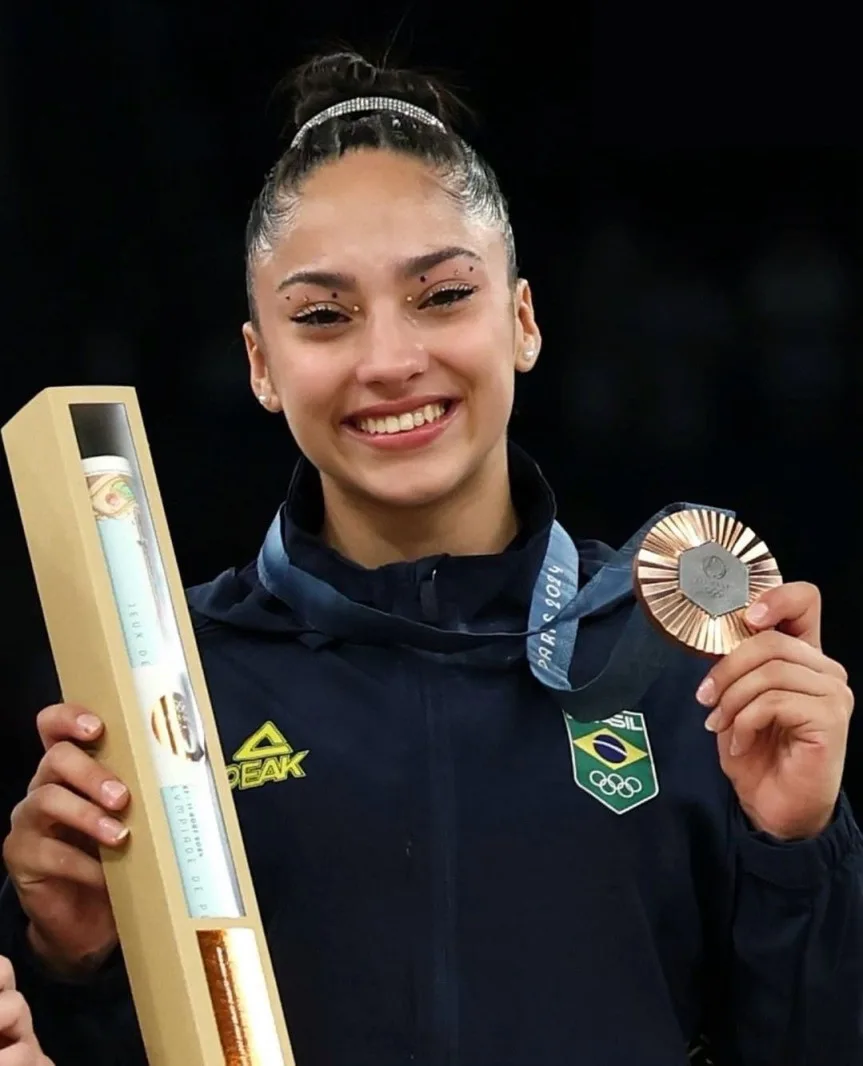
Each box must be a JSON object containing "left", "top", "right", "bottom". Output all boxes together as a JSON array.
[
  {"left": 358, "top": 472, "right": 463, "bottom": 510},
  {"left": 351, "top": 453, "right": 474, "bottom": 510}
]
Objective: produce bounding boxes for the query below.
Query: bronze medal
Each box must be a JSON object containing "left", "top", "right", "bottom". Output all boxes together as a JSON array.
[{"left": 633, "top": 509, "right": 782, "bottom": 656}]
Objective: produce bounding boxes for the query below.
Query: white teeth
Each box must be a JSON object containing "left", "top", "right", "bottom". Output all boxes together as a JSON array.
[{"left": 356, "top": 402, "right": 447, "bottom": 435}]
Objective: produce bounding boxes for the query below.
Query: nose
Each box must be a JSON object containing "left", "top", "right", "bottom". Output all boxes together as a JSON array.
[{"left": 354, "top": 308, "right": 428, "bottom": 389}]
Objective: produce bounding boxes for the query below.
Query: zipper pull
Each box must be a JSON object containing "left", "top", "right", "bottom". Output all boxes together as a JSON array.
[{"left": 419, "top": 566, "right": 439, "bottom": 623}]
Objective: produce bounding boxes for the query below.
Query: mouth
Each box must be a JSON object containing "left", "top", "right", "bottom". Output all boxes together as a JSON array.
[
  {"left": 349, "top": 400, "right": 453, "bottom": 436},
  {"left": 343, "top": 399, "right": 459, "bottom": 450}
]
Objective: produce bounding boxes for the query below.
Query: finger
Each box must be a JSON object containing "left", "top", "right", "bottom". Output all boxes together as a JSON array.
[
  {"left": 723, "top": 692, "right": 828, "bottom": 758},
  {"left": 0, "top": 1047, "right": 44, "bottom": 1066},
  {"left": 28, "top": 743, "right": 128, "bottom": 812},
  {"left": 36, "top": 704, "right": 103, "bottom": 752},
  {"left": 0, "top": 1040, "right": 43, "bottom": 1065},
  {"left": 696, "top": 629, "right": 847, "bottom": 707},
  {"left": 0, "top": 959, "right": 13, "bottom": 993},
  {"left": 704, "top": 659, "right": 832, "bottom": 734},
  {"left": 10, "top": 784, "right": 129, "bottom": 849},
  {"left": 0, "top": 1046, "right": 41, "bottom": 1065},
  {"left": 744, "top": 581, "right": 821, "bottom": 649},
  {"left": 0, "top": 988, "right": 30, "bottom": 1043},
  {"left": 4, "top": 833, "right": 108, "bottom": 892}
]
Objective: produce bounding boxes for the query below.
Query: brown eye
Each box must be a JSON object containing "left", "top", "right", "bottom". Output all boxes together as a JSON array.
[
  {"left": 418, "top": 284, "right": 478, "bottom": 310},
  {"left": 291, "top": 303, "right": 350, "bottom": 327}
]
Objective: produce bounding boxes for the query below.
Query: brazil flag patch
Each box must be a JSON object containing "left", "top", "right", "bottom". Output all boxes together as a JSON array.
[{"left": 564, "top": 711, "right": 659, "bottom": 814}]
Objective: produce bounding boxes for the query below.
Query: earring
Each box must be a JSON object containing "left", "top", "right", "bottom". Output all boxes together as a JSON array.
[
  {"left": 524, "top": 347, "right": 536, "bottom": 360},
  {"left": 257, "top": 394, "right": 268, "bottom": 405}
]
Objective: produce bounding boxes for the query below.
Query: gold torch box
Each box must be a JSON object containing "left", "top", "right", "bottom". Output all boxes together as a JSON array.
[{"left": 2, "top": 386, "right": 295, "bottom": 1066}]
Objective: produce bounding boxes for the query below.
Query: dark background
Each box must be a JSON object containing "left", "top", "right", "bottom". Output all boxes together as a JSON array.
[{"left": 1, "top": 4, "right": 860, "bottom": 824}]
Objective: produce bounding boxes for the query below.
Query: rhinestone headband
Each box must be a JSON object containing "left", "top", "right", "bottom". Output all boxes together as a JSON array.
[{"left": 290, "top": 96, "right": 446, "bottom": 148}]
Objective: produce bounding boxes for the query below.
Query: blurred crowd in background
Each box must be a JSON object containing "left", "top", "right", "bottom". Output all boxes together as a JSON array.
[{"left": 1, "top": 4, "right": 860, "bottom": 822}]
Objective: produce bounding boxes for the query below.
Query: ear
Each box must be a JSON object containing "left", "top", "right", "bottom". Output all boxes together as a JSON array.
[
  {"left": 513, "top": 279, "right": 541, "bottom": 373},
  {"left": 243, "top": 322, "right": 281, "bottom": 412}
]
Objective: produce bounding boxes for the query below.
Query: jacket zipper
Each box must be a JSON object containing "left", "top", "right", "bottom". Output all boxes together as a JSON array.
[{"left": 416, "top": 569, "right": 458, "bottom": 1066}]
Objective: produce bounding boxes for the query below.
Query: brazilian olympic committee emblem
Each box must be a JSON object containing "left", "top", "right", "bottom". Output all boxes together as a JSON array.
[{"left": 564, "top": 710, "right": 659, "bottom": 814}]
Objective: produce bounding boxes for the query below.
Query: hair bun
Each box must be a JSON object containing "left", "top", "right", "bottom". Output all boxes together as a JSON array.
[{"left": 290, "top": 49, "right": 461, "bottom": 131}]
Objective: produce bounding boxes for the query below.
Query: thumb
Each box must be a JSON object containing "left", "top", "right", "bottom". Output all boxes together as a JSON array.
[{"left": 744, "top": 581, "right": 821, "bottom": 649}]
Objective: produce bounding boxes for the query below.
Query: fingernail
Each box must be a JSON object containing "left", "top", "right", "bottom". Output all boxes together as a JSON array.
[
  {"left": 696, "top": 677, "right": 716, "bottom": 706},
  {"left": 704, "top": 709, "right": 721, "bottom": 732},
  {"left": 729, "top": 735, "right": 741, "bottom": 756},
  {"left": 101, "top": 780, "right": 128, "bottom": 805},
  {"left": 746, "top": 602, "right": 769, "bottom": 625},
  {"left": 98, "top": 816, "right": 129, "bottom": 843},
  {"left": 77, "top": 713, "right": 102, "bottom": 736}
]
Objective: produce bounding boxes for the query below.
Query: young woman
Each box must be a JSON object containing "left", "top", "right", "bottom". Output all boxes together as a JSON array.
[
  {"left": 0, "top": 956, "right": 52, "bottom": 1065},
  {"left": 0, "top": 51, "right": 859, "bottom": 1066}
]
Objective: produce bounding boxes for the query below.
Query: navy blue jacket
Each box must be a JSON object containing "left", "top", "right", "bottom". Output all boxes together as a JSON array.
[{"left": 1, "top": 446, "right": 862, "bottom": 1065}]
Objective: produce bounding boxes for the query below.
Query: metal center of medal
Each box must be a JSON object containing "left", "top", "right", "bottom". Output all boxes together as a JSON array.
[
  {"left": 678, "top": 542, "right": 750, "bottom": 618},
  {"left": 632, "top": 509, "right": 782, "bottom": 657}
]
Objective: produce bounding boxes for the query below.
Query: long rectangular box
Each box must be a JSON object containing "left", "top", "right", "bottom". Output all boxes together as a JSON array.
[{"left": 2, "top": 386, "right": 295, "bottom": 1065}]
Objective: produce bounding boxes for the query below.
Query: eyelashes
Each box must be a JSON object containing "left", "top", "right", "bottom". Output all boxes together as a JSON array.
[
  {"left": 289, "top": 283, "right": 479, "bottom": 327},
  {"left": 291, "top": 304, "right": 346, "bottom": 327},
  {"left": 418, "top": 282, "right": 477, "bottom": 309}
]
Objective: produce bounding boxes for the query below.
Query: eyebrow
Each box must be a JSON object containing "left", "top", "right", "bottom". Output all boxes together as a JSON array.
[
  {"left": 402, "top": 246, "right": 482, "bottom": 278},
  {"left": 276, "top": 245, "right": 482, "bottom": 294}
]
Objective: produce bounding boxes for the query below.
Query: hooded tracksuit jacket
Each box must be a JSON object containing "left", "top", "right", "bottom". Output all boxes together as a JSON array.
[{"left": 0, "top": 445, "right": 861, "bottom": 1065}]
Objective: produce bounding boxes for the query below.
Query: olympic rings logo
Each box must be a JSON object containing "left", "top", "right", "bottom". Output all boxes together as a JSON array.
[{"left": 588, "top": 770, "right": 643, "bottom": 799}]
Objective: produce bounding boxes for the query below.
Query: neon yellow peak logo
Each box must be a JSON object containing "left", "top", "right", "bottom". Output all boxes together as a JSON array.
[{"left": 226, "top": 720, "right": 309, "bottom": 791}]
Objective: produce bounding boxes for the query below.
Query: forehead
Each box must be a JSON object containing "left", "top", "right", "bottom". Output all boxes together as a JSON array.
[{"left": 266, "top": 149, "right": 503, "bottom": 275}]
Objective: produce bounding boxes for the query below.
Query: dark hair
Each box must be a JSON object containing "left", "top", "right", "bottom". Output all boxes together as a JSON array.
[{"left": 244, "top": 50, "right": 517, "bottom": 324}]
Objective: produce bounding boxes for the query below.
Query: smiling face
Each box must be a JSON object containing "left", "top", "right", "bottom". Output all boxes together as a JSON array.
[{"left": 243, "top": 148, "right": 540, "bottom": 513}]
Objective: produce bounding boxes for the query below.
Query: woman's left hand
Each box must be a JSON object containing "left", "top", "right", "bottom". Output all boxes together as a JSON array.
[{"left": 695, "top": 582, "right": 854, "bottom": 840}]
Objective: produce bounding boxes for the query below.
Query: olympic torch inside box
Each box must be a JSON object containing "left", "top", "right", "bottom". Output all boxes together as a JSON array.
[{"left": 2, "top": 387, "right": 294, "bottom": 1066}]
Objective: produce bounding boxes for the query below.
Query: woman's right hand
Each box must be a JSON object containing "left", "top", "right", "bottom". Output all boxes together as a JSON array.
[
  {"left": 0, "top": 955, "right": 54, "bottom": 1064},
  {"left": 2, "top": 704, "right": 130, "bottom": 976}
]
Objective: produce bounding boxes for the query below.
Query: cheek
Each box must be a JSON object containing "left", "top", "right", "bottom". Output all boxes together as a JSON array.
[
  {"left": 269, "top": 349, "right": 343, "bottom": 434},
  {"left": 457, "top": 321, "right": 516, "bottom": 411},
  {"left": 485, "top": 366, "right": 516, "bottom": 424}
]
